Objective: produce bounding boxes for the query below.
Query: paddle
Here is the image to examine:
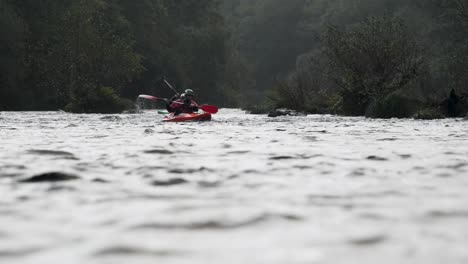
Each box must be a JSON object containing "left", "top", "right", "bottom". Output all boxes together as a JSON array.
[
  {"left": 163, "top": 79, "right": 179, "bottom": 95},
  {"left": 138, "top": 94, "right": 167, "bottom": 102},
  {"left": 138, "top": 95, "right": 219, "bottom": 114}
]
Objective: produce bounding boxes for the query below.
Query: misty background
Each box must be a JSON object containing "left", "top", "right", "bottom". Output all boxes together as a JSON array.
[{"left": 1, "top": 0, "right": 467, "bottom": 117}]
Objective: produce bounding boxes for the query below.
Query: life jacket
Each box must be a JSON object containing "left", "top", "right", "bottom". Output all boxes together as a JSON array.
[{"left": 169, "top": 99, "right": 199, "bottom": 113}]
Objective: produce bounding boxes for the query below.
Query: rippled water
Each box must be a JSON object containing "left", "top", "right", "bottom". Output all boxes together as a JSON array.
[{"left": 1, "top": 109, "right": 468, "bottom": 264}]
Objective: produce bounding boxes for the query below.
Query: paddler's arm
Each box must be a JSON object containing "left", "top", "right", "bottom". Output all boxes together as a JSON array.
[
  {"left": 166, "top": 94, "right": 180, "bottom": 112},
  {"left": 190, "top": 101, "right": 199, "bottom": 112},
  {"left": 169, "top": 94, "right": 180, "bottom": 102}
]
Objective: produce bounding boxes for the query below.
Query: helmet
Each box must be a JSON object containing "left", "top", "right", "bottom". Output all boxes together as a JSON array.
[{"left": 185, "top": 89, "right": 194, "bottom": 97}]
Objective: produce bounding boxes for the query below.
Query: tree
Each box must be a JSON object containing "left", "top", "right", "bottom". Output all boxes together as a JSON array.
[
  {"left": 62, "top": 0, "right": 143, "bottom": 113},
  {"left": 324, "top": 16, "right": 424, "bottom": 115},
  {"left": 447, "top": 0, "right": 468, "bottom": 93},
  {"left": 221, "top": 0, "right": 309, "bottom": 102},
  {"left": 117, "top": 0, "right": 227, "bottom": 104},
  {"left": 0, "top": 0, "right": 26, "bottom": 110}
]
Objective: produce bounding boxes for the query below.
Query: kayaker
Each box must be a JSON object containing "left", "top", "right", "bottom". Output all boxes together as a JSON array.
[{"left": 166, "top": 89, "right": 199, "bottom": 115}]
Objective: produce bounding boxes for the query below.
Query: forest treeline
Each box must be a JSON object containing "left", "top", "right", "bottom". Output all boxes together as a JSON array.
[
  {"left": 222, "top": 0, "right": 468, "bottom": 118},
  {"left": 0, "top": 0, "right": 225, "bottom": 112},
  {"left": 1, "top": 0, "right": 467, "bottom": 117}
]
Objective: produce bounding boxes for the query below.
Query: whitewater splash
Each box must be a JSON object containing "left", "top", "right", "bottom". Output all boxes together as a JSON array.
[{"left": 1, "top": 109, "right": 467, "bottom": 264}]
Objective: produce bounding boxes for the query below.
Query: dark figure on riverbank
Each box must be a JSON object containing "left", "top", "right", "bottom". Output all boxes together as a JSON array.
[
  {"left": 166, "top": 89, "right": 199, "bottom": 115},
  {"left": 440, "top": 88, "right": 467, "bottom": 117},
  {"left": 448, "top": 89, "right": 460, "bottom": 116}
]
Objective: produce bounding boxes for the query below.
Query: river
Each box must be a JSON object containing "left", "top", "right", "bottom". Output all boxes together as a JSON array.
[{"left": 1, "top": 109, "right": 467, "bottom": 264}]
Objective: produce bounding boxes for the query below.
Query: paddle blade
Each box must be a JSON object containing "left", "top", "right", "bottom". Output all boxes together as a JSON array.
[
  {"left": 138, "top": 94, "right": 158, "bottom": 100},
  {"left": 200, "top": 104, "right": 218, "bottom": 114}
]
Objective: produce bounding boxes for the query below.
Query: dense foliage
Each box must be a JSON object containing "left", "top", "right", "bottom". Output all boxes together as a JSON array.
[
  {"left": 0, "top": 0, "right": 226, "bottom": 112},
  {"left": 1, "top": 0, "right": 468, "bottom": 117},
  {"left": 222, "top": 0, "right": 468, "bottom": 117},
  {"left": 324, "top": 16, "right": 424, "bottom": 116}
]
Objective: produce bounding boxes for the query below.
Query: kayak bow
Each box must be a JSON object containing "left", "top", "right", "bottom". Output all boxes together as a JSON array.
[{"left": 163, "top": 112, "right": 212, "bottom": 122}]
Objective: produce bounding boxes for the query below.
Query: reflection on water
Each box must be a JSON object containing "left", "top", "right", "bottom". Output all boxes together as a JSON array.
[{"left": 1, "top": 109, "right": 468, "bottom": 264}]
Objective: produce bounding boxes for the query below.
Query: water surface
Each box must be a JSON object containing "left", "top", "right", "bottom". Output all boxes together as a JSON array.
[{"left": 1, "top": 109, "right": 467, "bottom": 264}]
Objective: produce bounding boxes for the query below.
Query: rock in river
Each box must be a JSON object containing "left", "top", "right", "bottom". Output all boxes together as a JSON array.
[{"left": 268, "top": 108, "right": 307, "bottom": 117}]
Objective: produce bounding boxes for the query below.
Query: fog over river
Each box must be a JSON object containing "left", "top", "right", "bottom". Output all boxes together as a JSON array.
[{"left": 1, "top": 109, "right": 468, "bottom": 264}]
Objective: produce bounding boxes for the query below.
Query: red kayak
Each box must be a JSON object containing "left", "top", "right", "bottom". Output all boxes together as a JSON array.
[{"left": 163, "top": 112, "right": 212, "bottom": 122}]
